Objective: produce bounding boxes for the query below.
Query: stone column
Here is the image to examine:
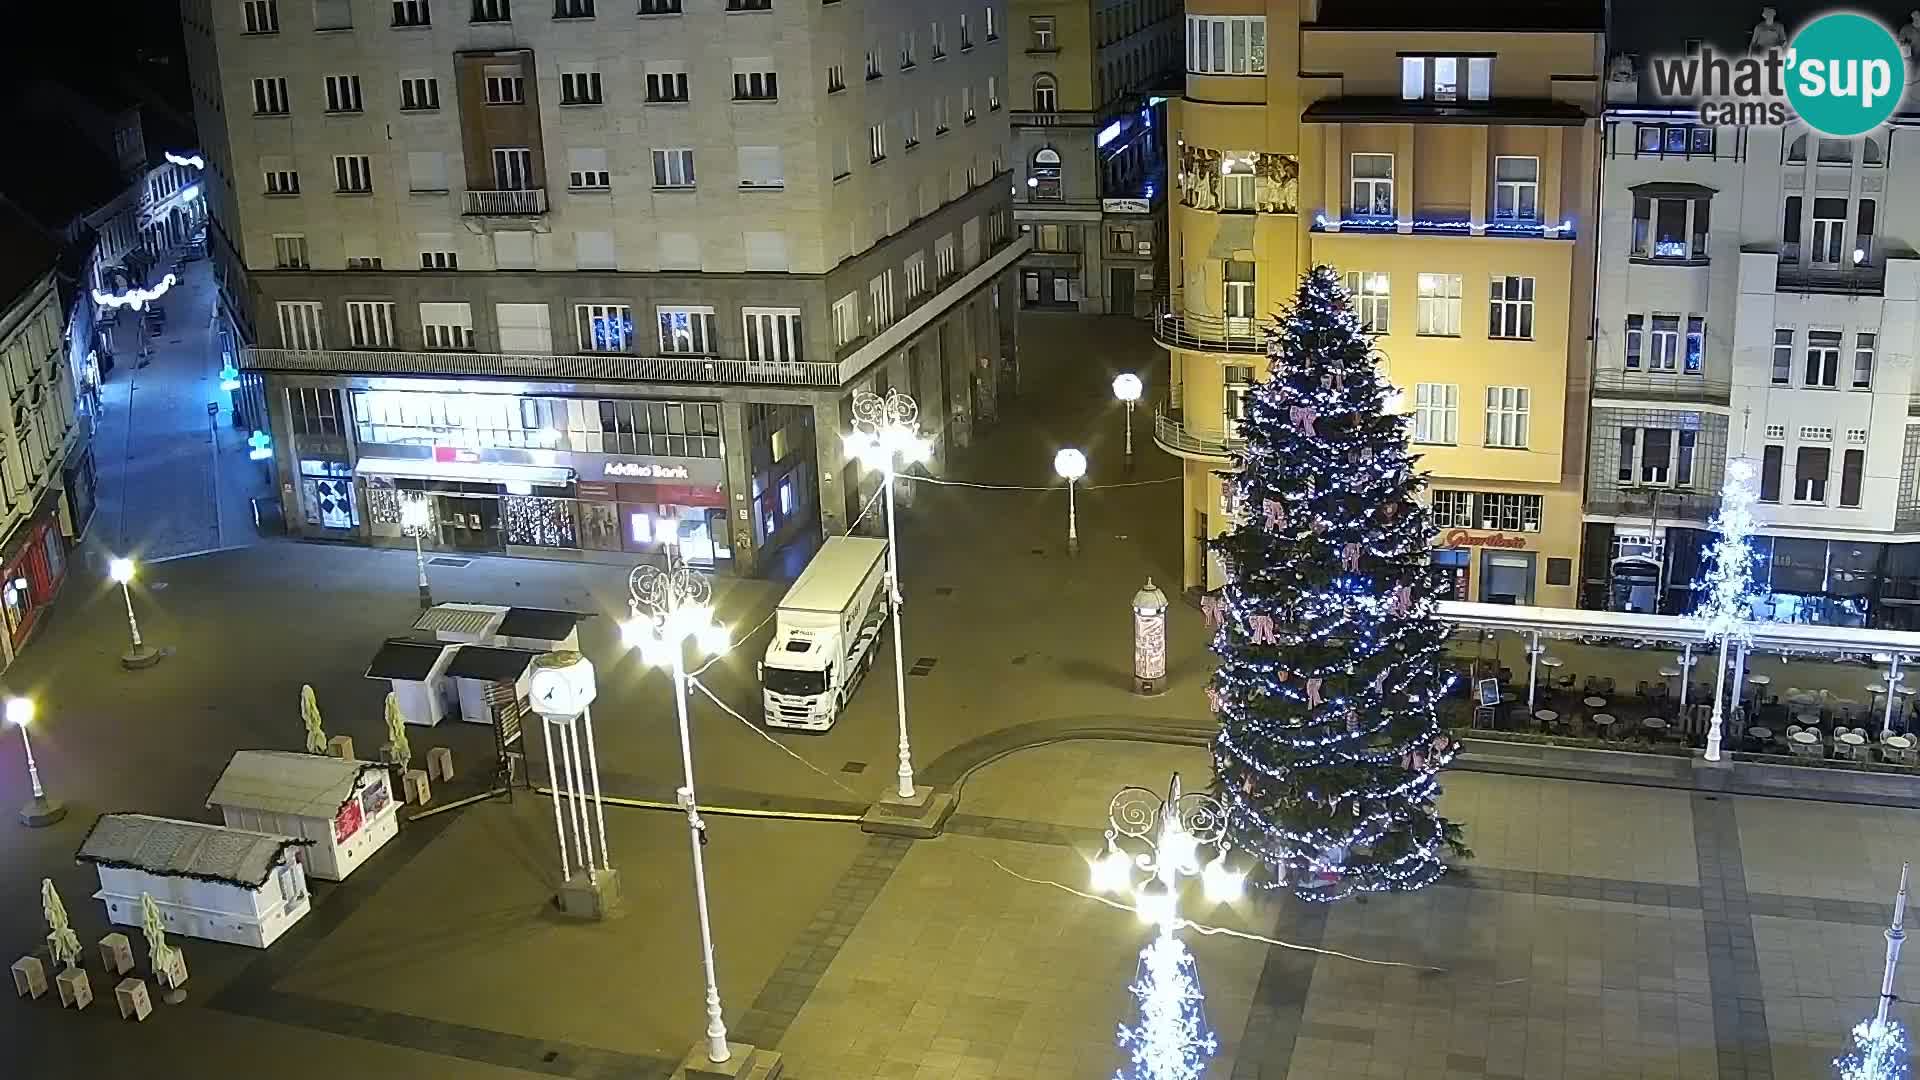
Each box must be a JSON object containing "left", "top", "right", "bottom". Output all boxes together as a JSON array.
[
  {"left": 719, "top": 401, "right": 757, "bottom": 577},
  {"left": 812, "top": 397, "right": 849, "bottom": 537}
]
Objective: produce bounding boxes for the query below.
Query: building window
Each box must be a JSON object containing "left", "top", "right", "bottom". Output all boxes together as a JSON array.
[
  {"left": 568, "top": 148, "right": 610, "bottom": 190},
  {"left": 1185, "top": 14, "right": 1265, "bottom": 75},
  {"left": 1215, "top": 155, "right": 1255, "bottom": 212},
  {"left": 333, "top": 155, "right": 372, "bottom": 193},
  {"left": 252, "top": 77, "right": 289, "bottom": 115},
  {"left": 868, "top": 271, "right": 896, "bottom": 330},
  {"left": 286, "top": 388, "right": 342, "bottom": 436},
  {"left": 985, "top": 4, "right": 996, "bottom": 40},
  {"left": 1030, "top": 147, "right": 1061, "bottom": 199},
  {"left": 574, "top": 304, "right": 634, "bottom": 353},
  {"left": 1224, "top": 365, "right": 1253, "bottom": 437},
  {"left": 1623, "top": 314, "right": 1644, "bottom": 369},
  {"left": 277, "top": 301, "right": 324, "bottom": 349},
  {"left": 738, "top": 145, "right": 784, "bottom": 189},
  {"left": 1401, "top": 56, "right": 1492, "bottom": 102},
  {"left": 265, "top": 162, "right": 300, "bottom": 195},
  {"left": 869, "top": 123, "right": 887, "bottom": 163},
  {"left": 485, "top": 73, "right": 526, "bottom": 104},
  {"left": 273, "top": 235, "right": 309, "bottom": 269},
  {"left": 1028, "top": 15, "right": 1054, "bottom": 51},
  {"left": 243, "top": 0, "right": 279, "bottom": 33},
  {"left": 1795, "top": 446, "right": 1831, "bottom": 503},
  {"left": 1858, "top": 198, "right": 1878, "bottom": 264},
  {"left": 561, "top": 69, "right": 603, "bottom": 105},
  {"left": 1854, "top": 332, "right": 1876, "bottom": 389},
  {"left": 1492, "top": 157, "right": 1538, "bottom": 222},
  {"left": 420, "top": 302, "right": 475, "bottom": 350},
  {"left": 1643, "top": 313, "right": 1679, "bottom": 371},
  {"left": 1474, "top": 492, "right": 1542, "bottom": 532},
  {"left": 988, "top": 75, "right": 1001, "bottom": 110},
  {"left": 733, "top": 64, "right": 778, "bottom": 101},
  {"left": 1349, "top": 154, "right": 1393, "bottom": 218},
  {"left": 392, "top": 0, "right": 430, "bottom": 26},
  {"left": 1632, "top": 195, "right": 1709, "bottom": 260},
  {"left": 1811, "top": 197, "right": 1848, "bottom": 268},
  {"left": 554, "top": 0, "right": 594, "bottom": 17},
  {"left": 1223, "top": 260, "right": 1256, "bottom": 323},
  {"left": 1032, "top": 73, "right": 1057, "bottom": 112},
  {"left": 400, "top": 75, "right": 439, "bottom": 110},
  {"left": 1413, "top": 382, "right": 1458, "bottom": 445},
  {"left": 1431, "top": 489, "right": 1472, "bottom": 527},
  {"left": 904, "top": 252, "right": 928, "bottom": 297},
  {"left": 1769, "top": 328, "right": 1793, "bottom": 385},
  {"left": 1806, "top": 329, "right": 1841, "bottom": 388},
  {"left": 1759, "top": 445, "right": 1784, "bottom": 502},
  {"left": 647, "top": 66, "right": 689, "bottom": 102},
  {"left": 1635, "top": 123, "right": 1714, "bottom": 157},
  {"left": 471, "top": 0, "right": 509, "bottom": 21},
  {"left": 1488, "top": 276, "right": 1534, "bottom": 339},
  {"left": 345, "top": 301, "right": 395, "bottom": 348},
  {"left": 935, "top": 235, "right": 957, "bottom": 279},
  {"left": 827, "top": 63, "right": 846, "bottom": 93},
  {"left": 960, "top": 11, "right": 972, "bottom": 49},
  {"left": 419, "top": 234, "right": 458, "bottom": 270},
  {"left": 657, "top": 306, "right": 717, "bottom": 354},
  {"left": 1343, "top": 272, "right": 1389, "bottom": 334},
  {"left": 1841, "top": 448, "right": 1865, "bottom": 507},
  {"left": 832, "top": 293, "right": 860, "bottom": 347},
  {"left": 324, "top": 74, "right": 363, "bottom": 113},
  {"left": 743, "top": 308, "right": 803, "bottom": 363},
  {"left": 1484, "top": 386, "right": 1529, "bottom": 448},
  {"left": 1415, "top": 273, "right": 1461, "bottom": 337},
  {"left": 651, "top": 148, "right": 695, "bottom": 188}
]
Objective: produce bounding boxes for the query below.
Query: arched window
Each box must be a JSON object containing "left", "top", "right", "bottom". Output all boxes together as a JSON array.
[
  {"left": 1030, "top": 147, "right": 1062, "bottom": 200},
  {"left": 1032, "top": 73, "right": 1058, "bottom": 112}
]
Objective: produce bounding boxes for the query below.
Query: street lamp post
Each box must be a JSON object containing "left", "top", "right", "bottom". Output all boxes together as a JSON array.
[
  {"left": 1054, "top": 448, "right": 1087, "bottom": 556},
  {"left": 844, "top": 390, "right": 932, "bottom": 803},
  {"left": 9, "top": 698, "right": 63, "bottom": 827},
  {"left": 1113, "top": 373, "right": 1143, "bottom": 471},
  {"left": 626, "top": 555, "right": 765, "bottom": 1069},
  {"left": 109, "top": 558, "right": 160, "bottom": 670},
  {"left": 400, "top": 497, "right": 434, "bottom": 609}
]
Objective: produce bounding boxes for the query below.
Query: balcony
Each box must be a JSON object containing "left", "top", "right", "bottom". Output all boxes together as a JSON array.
[
  {"left": 1152, "top": 300, "right": 1265, "bottom": 354},
  {"left": 1153, "top": 402, "right": 1243, "bottom": 462},
  {"left": 1775, "top": 259, "right": 1887, "bottom": 296},
  {"left": 1591, "top": 371, "right": 1731, "bottom": 407},
  {"left": 242, "top": 346, "right": 840, "bottom": 388},
  {"left": 1009, "top": 109, "right": 1096, "bottom": 128},
  {"left": 463, "top": 189, "right": 548, "bottom": 216},
  {"left": 1585, "top": 489, "right": 1721, "bottom": 523}
]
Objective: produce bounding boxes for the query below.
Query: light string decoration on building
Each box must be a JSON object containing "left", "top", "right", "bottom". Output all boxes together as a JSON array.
[
  {"left": 164, "top": 152, "right": 205, "bottom": 169},
  {"left": 1310, "top": 212, "right": 1574, "bottom": 238},
  {"left": 1090, "top": 774, "right": 1242, "bottom": 1080},
  {"left": 1205, "top": 264, "right": 1468, "bottom": 902},
  {"left": 93, "top": 273, "right": 177, "bottom": 312},
  {"left": 1695, "top": 458, "right": 1761, "bottom": 762},
  {"left": 1834, "top": 863, "right": 1912, "bottom": 1080}
]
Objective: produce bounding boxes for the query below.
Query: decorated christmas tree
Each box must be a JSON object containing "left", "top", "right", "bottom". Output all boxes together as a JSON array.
[{"left": 1204, "top": 264, "right": 1468, "bottom": 901}]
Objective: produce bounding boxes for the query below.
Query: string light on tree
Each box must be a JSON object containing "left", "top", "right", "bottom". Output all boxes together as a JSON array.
[
  {"left": 1205, "top": 264, "right": 1467, "bottom": 902},
  {"left": 1090, "top": 774, "right": 1241, "bottom": 1080},
  {"left": 1697, "top": 458, "right": 1762, "bottom": 762}
]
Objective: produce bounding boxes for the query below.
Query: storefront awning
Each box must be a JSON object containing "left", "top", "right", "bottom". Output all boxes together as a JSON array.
[{"left": 355, "top": 457, "right": 573, "bottom": 487}]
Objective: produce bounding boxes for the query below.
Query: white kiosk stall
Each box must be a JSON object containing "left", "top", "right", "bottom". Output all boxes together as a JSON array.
[
  {"left": 206, "top": 751, "right": 400, "bottom": 881},
  {"left": 493, "top": 608, "right": 589, "bottom": 653},
  {"left": 444, "top": 645, "right": 540, "bottom": 726},
  {"left": 76, "top": 814, "right": 313, "bottom": 949},
  {"left": 414, "top": 603, "right": 508, "bottom": 645},
  {"left": 365, "top": 637, "right": 457, "bottom": 726}
]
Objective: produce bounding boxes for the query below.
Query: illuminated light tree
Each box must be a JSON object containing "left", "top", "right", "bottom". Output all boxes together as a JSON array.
[
  {"left": 1835, "top": 864, "right": 1913, "bottom": 1080},
  {"left": 1697, "top": 458, "right": 1762, "bottom": 762},
  {"left": 1206, "top": 265, "right": 1467, "bottom": 902},
  {"left": 1116, "top": 934, "right": 1215, "bottom": 1080}
]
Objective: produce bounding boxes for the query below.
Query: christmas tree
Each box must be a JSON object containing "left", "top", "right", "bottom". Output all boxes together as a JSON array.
[{"left": 1205, "top": 265, "right": 1468, "bottom": 901}]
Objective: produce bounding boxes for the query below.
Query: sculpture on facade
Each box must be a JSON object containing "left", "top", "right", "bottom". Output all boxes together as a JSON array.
[
  {"left": 1254, "top": 154, "right": 1299, "bottom": 215},
  {"left": 1898, "top": 11, "right": 1920, "bottom": 61},
  {"left": 1178, "top": 145, "right": 1222, "bottom": 210}
]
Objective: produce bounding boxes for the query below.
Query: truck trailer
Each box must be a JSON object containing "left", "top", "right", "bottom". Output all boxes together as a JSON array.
[{"left": 761, "top": 536, "right": 890, "bottom": 731}]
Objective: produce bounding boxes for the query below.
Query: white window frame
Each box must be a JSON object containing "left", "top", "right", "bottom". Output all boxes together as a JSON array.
[
  {"left": 1811, "top": 198, "right": 1849, "bottom": 269},
  {"left": 576, "top": 303, "right": 635, "bottom": 353},
  {"left": 1400, "top": 56, "right": 1492, "bottom": 102},
  {"left": 560, "top": 68, "right": 603, "bottom": 106},
  {"left": 1648, "top": 313, "right": 1680, "bottom": 371},
  {"left": 1855, "top": 332, "right": 1876, "bottom": 389},
  {"left": 646, "top": 65, "right": 689, "bottom": 103},
  {"left": 253, "top": 77, "right": 289, "bottom": 115},
  {"left": 1220, "top": 156, "right": 1255, "bottom": 211},
  {"left": 399, "top": 75, "right": 439, "bottom": 110},
  {"left": 333, "top": 154, "right": 372, "bottom": 193},
  {"left": 391, "top": 0, "right": 430, "bottom": 25},
  {"left": 243, "top": 0, "right": 280, "bottom": 32},
  {"left": 277, "top": 301, "right": 324, "bottom": 349},
  {"left": 345, "top": 301, "right": 395, "bottom": 348},
  {"left": 491, "top": 148, "right": 534, "bottom": 190},
  {"left": 1185, "top": 14, "right": 1266, "bottom": 75},
  {"left": 904, "top": 251, "right": 928, "bottom": 297},
  {"left": 1493, "top": 157, "right": 1539, "bottom": 222},
  {"left": 869, "top": 123, "right": 887, "bottom": 163},
  {"left": 868, "top": 271, "right": 896, "bottom": 330},
  {"left": 1431, "top": 490, "right": 1473, "bottom": 528},
  {"left": 1771, "top": 328, "right": 1793, "bottom": 385},
  {"left": 419, "top": 302, "right": 474, "bottom": 350},
  {"left": 1806, "top": 329, "right": 1842, "bottom": 388},
  {"left": 733, "top": 61, "right": 778, "bottom": 101},
  {"left": 568, "top": 147, "right": 610, "bottom": 191},
  {"left": 1413, "top": 382, "right": 1458, "bottom": 445},
  {"left": 1223, "top": 365, "right": 1254, "bottom": 439},
  {"left": 1350, "top": 153, "right": 1393, "bottom": 218},
  {"left": 1795, "top": 446, "right": 1831, "bottom": 503},
  {"left": 1489, "top": 275, "right": 1534, "bottom": 340},
  {"left": 1224, "top": 261, "right": 1256, "bottom": 326},
  {"left": 273, "top": 234, "right": 309, "bottom": 269},
  {"left": 324, "top": 74, "right": 362, "bottom": 113},
  {"left": 657, "top": 306, "right": 717, "bottom": 354},
  {"left": 737, "top": 145, "right": 784, "bottom": 190},
  {"left": 651, "top": 148, "right": 695, "bottom": 189},
  {"left": 1344, "top": 271, "right": 1390, "bottom": 335},
  {"left": 935, "top": 235, "right": 957, "bottom": 280},
  {"left": 1484, "top": 386, "right": 1530, "bottom": 449},
  {"left": 484, "top": 73, "right": 526, "bottom": 104},
  {"left": 1416, "top": 273, "right": 1461, "bottom": 336},
  {"left": 832, "top": 292, "right": 860, "bottom": 347},
  {"left": 743, "top": 307, "right": 803, "bottom": 364},
  {"left": 419, "top": 234, "right": 458, "bottom": 270}
]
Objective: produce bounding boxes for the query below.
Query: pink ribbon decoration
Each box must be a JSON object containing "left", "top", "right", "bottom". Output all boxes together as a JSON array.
[
  {"left": 1305, "top": 677, "right": 1323, "bottom": 707},
  {"left": 1288, "top": 406, "right": 1318, "bottom": 436},
  {"left": 1312, "top": 518, "right": 1331, "bottom": 535},
  {"left": 1390, "top": 583, "right": 1413, "bottom": 616},
  {"left": 1263, "top": 499, "right": 1286, "bottom": 530},
  {"left": 1205, "top": 686, "right": 1223, "bottom": 714},
  {"left": 1342, "top": 542, "right": 1361, "bottom": 571},
  {"left": 1248, "top": 614, "right": 1279, "bottom": 644},
  {"left": 1200, "top": 595, "right": 1223, "bottom": 629}
]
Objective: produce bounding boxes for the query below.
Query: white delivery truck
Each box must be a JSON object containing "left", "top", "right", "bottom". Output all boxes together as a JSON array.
[{"left": 761, "top": 536, "right": 890, "bottom": 731}]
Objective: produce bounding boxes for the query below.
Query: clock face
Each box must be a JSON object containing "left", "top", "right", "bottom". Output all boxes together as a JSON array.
[{"left": 528, "top": 656, "right": 597, "bottom": 714}]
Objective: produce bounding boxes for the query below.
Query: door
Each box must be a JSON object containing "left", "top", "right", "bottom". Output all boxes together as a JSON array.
[
  {"left": 1023, "top": 272, "right": 1041, "bottom": 303},
  {"left": 1108, "top": 268, "right": 1136, "bottom": 316},
  {"left": 1479, "top": 551, "right": 1536, "bottom": 605},
  {"left": 439, "top": 495, "right": 503, "bottom": 551}
]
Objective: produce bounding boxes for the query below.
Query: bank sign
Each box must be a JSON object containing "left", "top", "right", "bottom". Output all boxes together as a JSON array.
[{"left": 1650, "top": 12, "right": 1905, "bottom": 136}]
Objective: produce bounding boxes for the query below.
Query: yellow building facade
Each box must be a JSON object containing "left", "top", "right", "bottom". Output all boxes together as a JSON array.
[{"left": 1157, "top": 0, "right": 1602, "bottom": 608}]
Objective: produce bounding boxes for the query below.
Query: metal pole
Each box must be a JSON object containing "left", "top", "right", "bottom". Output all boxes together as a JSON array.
[
  {"left": 1705, "top": 635, "right": 1730, "bottom": 762},
  {"left": 540, "top": 716, "right": 570, "bottom": 883},
  {"left": 120, "top": 581, "right": 143, "bottom": 649},
  {"left": 1526, "top": 631, "right": 1540, "bottom": 714},
  {"left": 19, "top": 723, "right": 44, "bottom": 800},
  {"left": 556, "top": 715, "right": 593, "bottom": 880},
  {"left": 1877, "top": 862, "right": 1909, "bottom": 1026},
  {"left": 882, "top": 465, "right": 915, "bottom": 800},
  {"left": 1123, "top": 400, "right": 1134, "bottom": 461},
  {"left": 413, "top": 529, "right": 432, "bottom": 607},
  {"left": 581, "top": 706, "right": 611, "bottom": 871},
  {"left": 1885, "top": 656, "right": 1904, "bottom": 741},
  {"left": 1679, "top": 643, "right": 1692, "bottom": 713},
  {"left": 1066, "top": 478, "right": 1079, "bottom": 555},
  {"left": 671, "top": 647, "right": 731, "bottom": 1064},
  {"left": 1727, "top": 643, "right": 1748, "bottom": 736}
]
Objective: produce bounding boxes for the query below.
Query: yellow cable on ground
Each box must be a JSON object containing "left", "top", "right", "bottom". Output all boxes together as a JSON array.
[{"left": 530, "top": 785, "right": 865, "bottom": 823}]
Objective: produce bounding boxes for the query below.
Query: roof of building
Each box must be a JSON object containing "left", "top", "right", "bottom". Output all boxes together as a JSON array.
[
  {"left": 445, "top": 644, "right": 542, "bottom": 682},
  {"left": 76, "top": 813, "right": 310, "bottom": 889},
  {"left": 496, "top": 607, "right": 589, "bottom": 642},
  {"left": 365, "top": 638, "right": 449, "bottom": 682},
  {"left": 0, "top": 200, "right": 58, "bottom": 316},
  {"left": 1307, "top": 0, "right": 1602, "bottom": 32},
  {"left": 0, "top": 103, "right": 129, "bottom": 234},
  {"left": 206, "top": 750, "right": 385, "bottom": 820}
]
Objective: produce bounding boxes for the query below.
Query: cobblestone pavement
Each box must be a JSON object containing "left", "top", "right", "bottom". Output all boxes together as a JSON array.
[{"left": 2, "top": 312, "right": 1915, "bottom": 1078}]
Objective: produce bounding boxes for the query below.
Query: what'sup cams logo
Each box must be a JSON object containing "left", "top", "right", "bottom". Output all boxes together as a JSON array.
[{"left": 1648, "top": 9, "right": 1907, "bottom": 136}]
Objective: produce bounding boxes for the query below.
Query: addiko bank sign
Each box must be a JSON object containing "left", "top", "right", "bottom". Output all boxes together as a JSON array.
[{"left": 1440, "top": 529, "right": 1528, "bottom": 550}]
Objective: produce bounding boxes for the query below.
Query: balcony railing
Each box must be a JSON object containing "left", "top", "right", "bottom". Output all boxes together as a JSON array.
[
  {"left": 463, "top": 188, "right": 548, "bottom": 216},
  {"left": 242, "top": 346, "right": 840, "bottom": 387},
  {"left": 1591, "top": 370, "right": 1732, "bottom": 405},
  {"left": 1153, "top": 403, "right": 1243, "bottom": 461},
  {"left": 1152, "top": 299, "right": 1266, "bottom": 354},
  {"left": 1585, "top": 490, "right": 1721, "bottom": 522},
  {"left": 1775, "top": 260, "right": 1886, "bottom": 296}
]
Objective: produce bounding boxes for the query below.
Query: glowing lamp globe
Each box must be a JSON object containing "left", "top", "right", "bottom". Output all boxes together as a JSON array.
[
  {"left": 1091, "top": 843, "right": 1134, "bottom": 894},
  {"left": 1201, "top": 854, "right": 1246, "bottom": 905},
  {"left": 1054, "top": 448, "right": 1087, "bottom": 482},
  {"left": 1134, "top": 879, "right": 1177, "bottom": 928},
  {"left": 6, "top": 697, "right": 32, "bottom": 727},
  {"left": 109, "top": 558, "right": 136, "bottom": 584},
  {"left": 528, "top": 651, "right": 598, "bottom": 716},
  {"left": 1112, "top": 373, "right": 1143, "bottom": 403}
]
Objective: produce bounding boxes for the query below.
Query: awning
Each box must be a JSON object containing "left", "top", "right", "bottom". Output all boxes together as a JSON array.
[{"left": 355, "top": 457, "right": 574, "bottom": 487}]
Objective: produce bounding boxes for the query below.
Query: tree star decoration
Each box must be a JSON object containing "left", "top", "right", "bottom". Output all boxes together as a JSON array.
[{"left": 1115, "top": 934, "right": 1218, "bottom": 1080}]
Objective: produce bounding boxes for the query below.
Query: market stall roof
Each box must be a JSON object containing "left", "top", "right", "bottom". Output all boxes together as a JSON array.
[
  {"left": 1438, "top": 600, "right": 1920, "bottom": 660},
  {"left": 206, "top": 750, "right": 384, "bottom": 819},
  {"left": 445, "top": 644, "right": 541, "bottom": 682},
  {"left": 364, "top": 637, "right": 449, "bottom": 681},
  {"left": 412, "top": 603, "right": 507, "bottom": 638},
  {"left": 496, "top": 607, "right": 590, "bottom": 642},
  {"left": 76, "top": 813, "right": 309, "bottom": 889}
]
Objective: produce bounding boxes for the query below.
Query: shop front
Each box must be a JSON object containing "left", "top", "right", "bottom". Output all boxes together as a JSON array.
[{"left": 0, "top": 497, "right": 70, "bottom": 661}]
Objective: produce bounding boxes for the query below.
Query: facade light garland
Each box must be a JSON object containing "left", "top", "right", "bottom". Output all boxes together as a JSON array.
[
  {"left": 164, "top": 152, "right": 205, "bottom": 169},
  {"left": 93, "top": 274, "right": 177, "bottom": 312},
  {"left": 1310, "top": 212, "right": 1574, "bottom": 238}
]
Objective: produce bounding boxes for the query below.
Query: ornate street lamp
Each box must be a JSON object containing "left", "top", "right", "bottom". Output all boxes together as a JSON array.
[
  {"left": 1113, "top": 373, "right": 1143, "bottom": 468},
  {"left": 400, "top": 496, "right": 434, "bottom": 609},
  {"left": 109, "top": 558, "right": 160, "bottom": 670},
  {"left": 1054, "top": 448, "right": 1087, "bottom": 556},
  {"left": 8, "top": 697, "right": 62, "bottom": 827}
]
